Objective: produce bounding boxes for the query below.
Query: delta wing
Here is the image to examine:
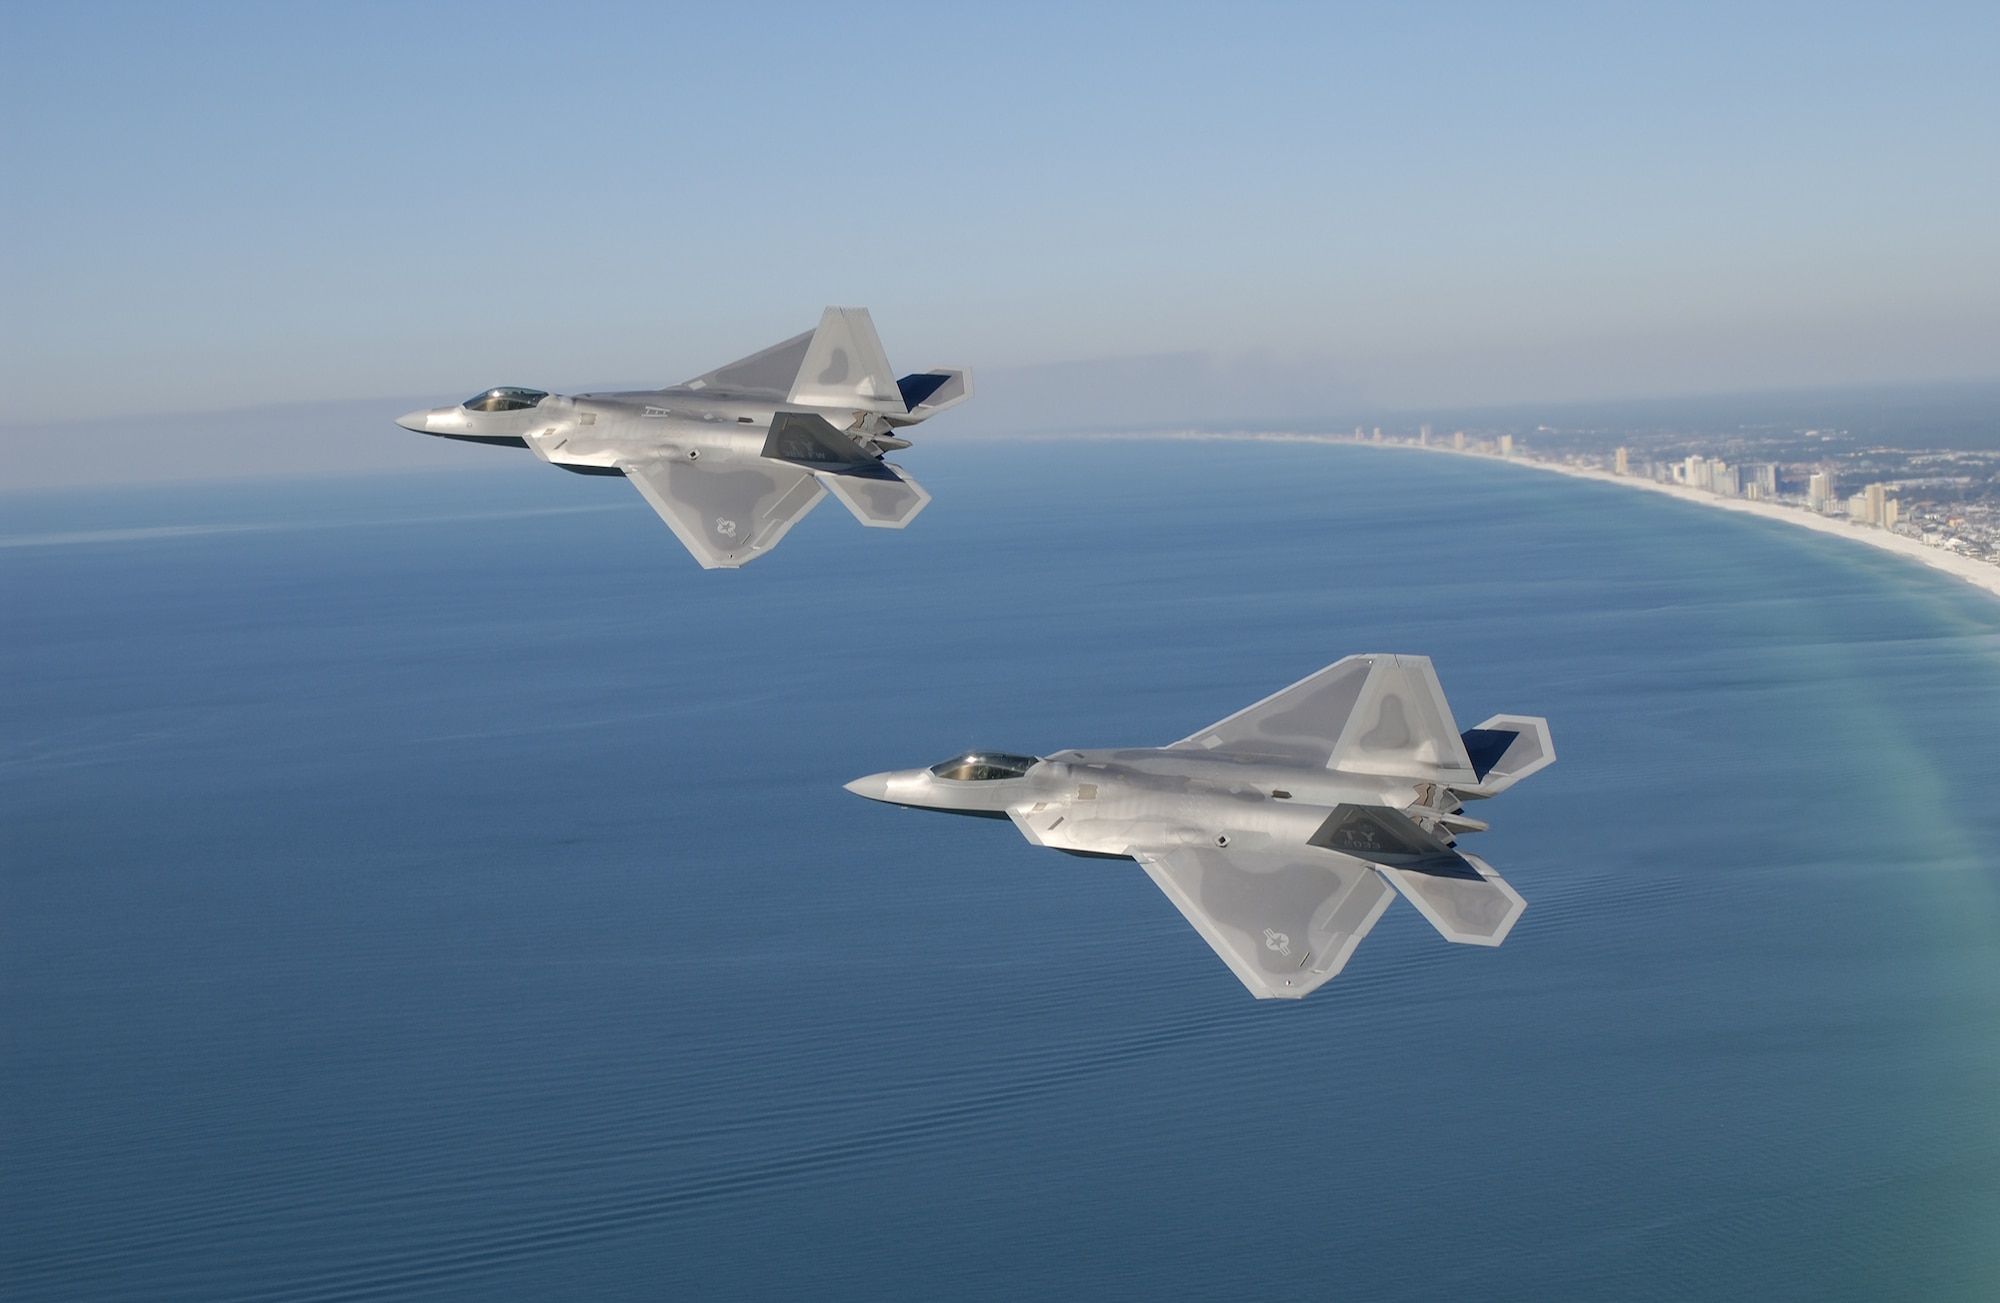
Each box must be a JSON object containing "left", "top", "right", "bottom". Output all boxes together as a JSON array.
[{"left": 622, "top": 458, "right": 826, "bottom": 569}]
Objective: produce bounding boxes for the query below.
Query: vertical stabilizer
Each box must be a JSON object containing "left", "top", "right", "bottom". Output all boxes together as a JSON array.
[
  {"left": 1327, "top": 655, "right": 1478, "bottom": 783},
  {"left": 787, "top": 307, "right": 906, "bottom": 413}
]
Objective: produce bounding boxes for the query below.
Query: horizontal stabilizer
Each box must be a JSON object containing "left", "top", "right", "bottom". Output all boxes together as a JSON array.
[
  {"left": 1373, "top": 854, "right": 1525, "bottom": 946},
  {"left": 887, "top": 368, "right": 973, "bottom": 425},
  {"left": 1136, "top": 845, "right": 1396, "bottom": 999},
  {"left": 818, "top": 464, "right": 930, "bottom": 529},
  {"left": 788, "top": 307, "right": 905, "bottom": 414},
  {"left": 1456, "top": 714, "right": 1556, "bottom": 796},
  {"left": 763, "top": 411, "right": 877, "bottom": 467}
]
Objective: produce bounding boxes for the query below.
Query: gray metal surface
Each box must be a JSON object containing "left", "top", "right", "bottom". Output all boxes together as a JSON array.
[
  {"left": 625, "top": 459, "right": 825, "bottom": 569},
  {"left": 846, "top": 654, "right": 1553, "bottom": 1000},
  {"left": 1138, "top": 845, "right": 1396, "bottom": 998},
  {"left": 395, "top": 307, "right": 969, "bottom": 569}
]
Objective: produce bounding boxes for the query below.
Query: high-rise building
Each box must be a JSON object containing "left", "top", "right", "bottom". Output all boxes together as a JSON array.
[
  {"left": 1714, "top": 464, "right": 1740, "bottom": 496},
  {"left": 1884, "top": 498, "right": 1899, "bottom": 530},
  {"left": 1752, "top": 464, "right": 1778, "bottom": 495},
  {"left": 1453, "top": 431, "right": 1466, "bottom": 451},
  {"left": 1865, "top": 482, "right": 1886, "bottom": 526},
  {"left": 1500, "top": 434, "right": 1513, "bottom": 457},
  {"left": 1808, "top": 472, "right": 1833, "bottom": 510},
  {"left": 1614, "top": 447, "right": 1629, "bottom": 475},
  {"left": 1373, "top": 427, "right": 1383, "bottom": 442},
  {"left": 1419, "top": 424, "right": 1432, "bottom": 446}
]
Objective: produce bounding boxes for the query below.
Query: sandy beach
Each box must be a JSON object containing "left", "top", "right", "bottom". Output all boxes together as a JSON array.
[
  {"left": 1459, "top": 448, "right": 2000, "bottom": 601},
  {"left": 1039, "top": 431, "right": 2000, "bottom": 603}
]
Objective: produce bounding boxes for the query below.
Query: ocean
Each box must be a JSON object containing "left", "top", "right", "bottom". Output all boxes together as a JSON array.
[{"left": 5, "top": 440, "right": 1999, "bottom": 1300}]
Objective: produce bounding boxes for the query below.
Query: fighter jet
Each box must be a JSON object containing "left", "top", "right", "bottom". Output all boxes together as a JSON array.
[
  {"left": 396, "top": 307, "right": 970, "bottom": 568},
  {"left": 846, "top": 654, "right": 1554, "bottom": 999}
]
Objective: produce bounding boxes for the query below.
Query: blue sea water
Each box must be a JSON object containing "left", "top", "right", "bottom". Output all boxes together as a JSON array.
[{"left": 4, "top": 441, "right": 1999, "bottom": 1301}]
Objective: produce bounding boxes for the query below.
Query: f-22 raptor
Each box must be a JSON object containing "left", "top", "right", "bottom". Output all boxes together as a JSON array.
[
  {"left": 847, "top": 654, "right": 1554, "bottom": 999},
  {"left": 398, "top": 308, "right": 970, "bottom": 568}
]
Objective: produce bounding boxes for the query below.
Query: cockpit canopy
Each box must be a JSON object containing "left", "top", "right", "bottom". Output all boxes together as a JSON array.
[
  {"left": 929, "top": 752, "right": 1040, "bottom": 782},
  {"left": 462, "top": 387, "right": 548, "bottom": 412}
]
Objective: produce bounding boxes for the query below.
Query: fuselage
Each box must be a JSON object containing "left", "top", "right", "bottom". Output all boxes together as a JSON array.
[
  {"left": 397, "top": 387, "right": 875, "bottom": 476},
  {"left": 845, "top": 748, "right": 1425, "bottom": 860}
]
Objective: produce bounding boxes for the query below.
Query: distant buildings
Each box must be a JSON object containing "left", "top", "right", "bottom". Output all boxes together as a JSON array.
[
  {"left": 1408, "top": 426, "right": 1996, "bottom": 565},
  {"left": 1190, "top": 425, "right": 1994, "bottom": 565},
  {"left": 1657, "top": 455, "right": 1906, "bottom": 526},
  {"left": 1676, "top": 455, "right": 1739, "bottom": 495},
  {"left": 1844, "top": 482, "right": 1898, "bottom": 528}
]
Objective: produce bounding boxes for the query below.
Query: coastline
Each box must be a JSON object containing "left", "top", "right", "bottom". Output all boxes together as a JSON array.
[
  {"left": 1454, "top": 447, "right": 2000, "bottom": 601},
  {"left": 1015, "top": 430, "right": 2000, "bottom": 603}
]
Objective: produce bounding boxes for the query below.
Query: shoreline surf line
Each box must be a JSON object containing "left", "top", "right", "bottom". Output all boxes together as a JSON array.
[{"left": 999, "top": 430, "right": 2000, "bottom": 603}]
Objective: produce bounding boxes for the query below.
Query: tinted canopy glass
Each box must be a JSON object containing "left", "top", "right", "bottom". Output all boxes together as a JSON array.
[
  {"left": 929, "top": 752, "right": 1040, "bottom": 782},
  {"left": 462, "top": 387, "right": 548, "bottom": 412}
]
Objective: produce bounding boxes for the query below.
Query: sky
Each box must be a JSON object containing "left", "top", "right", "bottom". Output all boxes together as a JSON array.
[{"left": 3, "top": 0, "right": 1998, "bottom": 425}]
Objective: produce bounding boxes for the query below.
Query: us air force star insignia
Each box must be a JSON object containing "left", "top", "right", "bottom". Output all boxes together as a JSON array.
[
  {"left": 715, "top": 518, "right": 738, "bottom": 538},
  {"left": 1262, "top": 928, "right": 1292, "bottom": 957}
]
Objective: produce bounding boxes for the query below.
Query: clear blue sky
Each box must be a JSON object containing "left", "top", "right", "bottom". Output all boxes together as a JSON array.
[{"left": 4, "top": 0, "right": 1996, "bottom": 421}]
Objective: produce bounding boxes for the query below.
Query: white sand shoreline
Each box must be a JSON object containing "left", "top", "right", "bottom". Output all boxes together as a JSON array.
[
  {"left": 1471, "top": 448, "right": 2000, "bottom": 601},
  {"left": 1022, "top": 430, "right": 2000, "bottom": 602}
]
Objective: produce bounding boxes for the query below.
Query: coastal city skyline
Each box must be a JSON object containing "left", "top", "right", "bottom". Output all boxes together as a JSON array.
[{"left": 1136, "top": 418, "right": 2000, "bottom": 593}]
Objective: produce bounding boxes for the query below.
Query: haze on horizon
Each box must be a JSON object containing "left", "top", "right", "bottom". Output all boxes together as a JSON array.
[{"left": 3, "top": 0, "right": 1997, "bottom": 429}]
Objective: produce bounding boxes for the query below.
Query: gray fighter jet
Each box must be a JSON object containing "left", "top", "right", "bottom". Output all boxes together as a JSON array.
[
  {"left": 846, "top": 654, "right": 1554, "bottom": 999},
  {"left": 397, "top": 307, "right": 970, "bottom": 568}
]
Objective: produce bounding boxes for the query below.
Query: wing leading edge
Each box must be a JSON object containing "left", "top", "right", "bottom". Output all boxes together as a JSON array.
[
  {"left": 1171, "top": 653, "right": 1479, "bottom": 784},
  {"left": 677, "top": 330, "right": 815, "bottom": 399}
]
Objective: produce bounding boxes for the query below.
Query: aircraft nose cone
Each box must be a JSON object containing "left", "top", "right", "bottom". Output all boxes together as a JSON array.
[
  {"left": 844, "top": 772, "right": 894, "bottom": 802},
  {"left": 395, "top": 408, "right": 433, "bottom": 433}
]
